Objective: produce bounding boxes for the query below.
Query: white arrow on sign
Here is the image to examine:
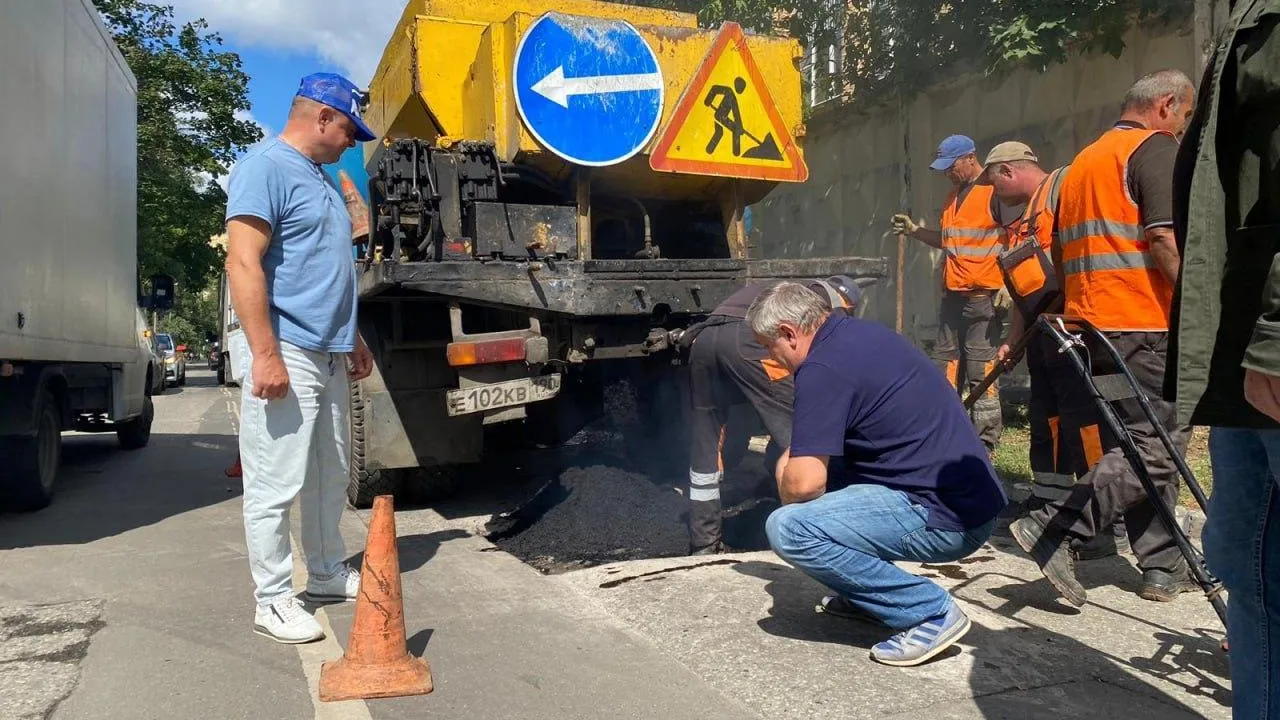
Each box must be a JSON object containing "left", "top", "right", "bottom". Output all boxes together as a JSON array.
[{"left": 531, "top": 65, "right": 662, "bottom": 108}]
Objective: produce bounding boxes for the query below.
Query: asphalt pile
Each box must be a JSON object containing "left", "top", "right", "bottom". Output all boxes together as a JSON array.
[
  {"left": 485, "top": 429, "right": 777, "bottom": 573},
  {"left": 486, "top": 463, "right": 690, "bottom": 573}
]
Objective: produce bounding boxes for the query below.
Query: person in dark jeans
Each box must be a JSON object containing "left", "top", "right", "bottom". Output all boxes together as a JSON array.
[
  {"left": 1167, "top": 2, "right": 1280, "bottom": 714},
  {"left": 684, "top": 278, "right": 861, "bottom": 554},
  {"left": 747, "top": 282, "right": 1006, "bottom": 667}
]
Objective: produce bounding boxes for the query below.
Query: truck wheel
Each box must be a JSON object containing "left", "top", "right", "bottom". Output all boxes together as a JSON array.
[
  {"left": 116, "top": 396, "right": 154, "bottom": 450},
  {"left": 347, "top": 379, "right": 401, "bottom": 508},
  {"left": 1, "top": 389, "right": 62, "bottom": 512}
]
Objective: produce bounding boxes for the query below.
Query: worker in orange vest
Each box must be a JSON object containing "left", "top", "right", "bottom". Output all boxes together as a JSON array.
[
  {"left": 893, "top": 135, "right": 1017, "bottom": 453},
  {"left": 1009, "top": 69, "right": 1198, "bottom": 607},
  {"left": 983, "top": 141, "right": 1126, "bottom": 560}
]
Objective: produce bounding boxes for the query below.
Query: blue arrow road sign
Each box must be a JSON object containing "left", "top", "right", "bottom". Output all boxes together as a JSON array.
[{"left": 513, "top": 13, "right": 664, "bottom": 167}]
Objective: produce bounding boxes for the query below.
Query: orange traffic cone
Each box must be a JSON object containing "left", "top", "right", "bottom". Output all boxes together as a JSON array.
[
  {"left": 319, "top": 495, "right": 433, "bottom": 701},
  {"left": 337, "top": 169, "right": 370, "bottom": 244}
]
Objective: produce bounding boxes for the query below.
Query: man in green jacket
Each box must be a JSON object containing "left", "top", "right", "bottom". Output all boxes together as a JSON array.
[{"left": 1167, "top": 1, "right": 1280, "bottom": 715}]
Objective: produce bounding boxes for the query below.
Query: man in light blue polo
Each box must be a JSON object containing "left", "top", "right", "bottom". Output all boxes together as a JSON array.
[{"left": 225, "top": 73, "right": 377, "bottom": 643}]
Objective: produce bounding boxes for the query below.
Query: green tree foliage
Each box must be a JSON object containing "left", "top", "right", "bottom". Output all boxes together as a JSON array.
[
  {"left": 157, "top": 278, "right": 220, "bottom": 350},
  {"left": 628, "top": 0, "right": 1193, "bottom": 109},
  {"left": 94, "top": 0, "right": 259, "bottom": 319}
]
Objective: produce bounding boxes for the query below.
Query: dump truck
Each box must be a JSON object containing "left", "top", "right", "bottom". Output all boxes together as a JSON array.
[
  {"left": 0, "top": 0, "right": 166, "bottom": 511},
  {"left": 348, "top": 0, "right": 886, "bottom": 505}
]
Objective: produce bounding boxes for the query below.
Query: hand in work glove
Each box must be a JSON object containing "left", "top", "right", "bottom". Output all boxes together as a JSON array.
[
  {"left": 891, "top": 213, "right": 920, "bottom": 236},
  {"left": 994, "top": 286, "right": 1013, "bottom": 311}
]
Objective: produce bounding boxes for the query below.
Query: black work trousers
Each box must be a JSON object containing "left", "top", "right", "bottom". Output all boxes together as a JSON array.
[
  {"left": 687, "top": 319, "right": 793, "bottom": 551},
  {"left": 1026, "top": 332, "right": 1096, "bottom": 502},
  {"left": 1029, "top": 331, "right": 1192, "bottom": 573},
  {"left": 933, "top": 290, "right": 1003, "bottom": 451}
]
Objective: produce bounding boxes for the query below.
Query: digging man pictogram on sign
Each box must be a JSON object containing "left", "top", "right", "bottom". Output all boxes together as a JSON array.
[
  {"left": 702, "top": 77, "right": 784, "bottom": 161},
  {"left": 649, "top": 22, "right": 808, "bottom": 182}
]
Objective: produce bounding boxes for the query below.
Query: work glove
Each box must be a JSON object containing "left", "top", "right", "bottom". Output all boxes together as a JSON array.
[
  {"left": 891, "top": 213, "right": 921, "bottom": 235},
  {"left": 994, "top": 286, "right": 1013, "bottom": 311}
]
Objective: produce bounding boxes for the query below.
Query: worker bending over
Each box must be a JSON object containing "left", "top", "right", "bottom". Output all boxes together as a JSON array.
[
  {"left": 1010, "top": 69, "right": 1198, "bottom": 605},
  {"left": 894, "top": 135, "right": 1017, "bottom": 453},
  {"left": 749, "top": 282, "right": 1006, "bottom": 667},
  {"left": 983, "top": 142, "right": 1126, "bottom": 559},
  {"left": 684, "top": 277, "right": 861, "bottom": 555}
]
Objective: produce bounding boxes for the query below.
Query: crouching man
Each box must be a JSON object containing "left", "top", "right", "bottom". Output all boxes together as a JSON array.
[{"left": 747, "top": 282, "right": 1008, "bottom": 666}]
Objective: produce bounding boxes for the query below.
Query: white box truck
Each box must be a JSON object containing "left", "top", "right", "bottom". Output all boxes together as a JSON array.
[
  {"left": 215, "top": 271, "right": 246, "bottom": 387},
  {"left": 0, "top": 0, "right": 162, "bottom": 511}
]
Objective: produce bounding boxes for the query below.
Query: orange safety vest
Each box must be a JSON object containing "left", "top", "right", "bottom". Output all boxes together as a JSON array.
[
  {"left": 1058, "top": 127, "right": 1174, "bottom": 331},
  {"left": 998, "top": 167, "right": 1068, "bottom": 321},
  {"left": 940, "top": 183, "right": 1005, "bottom": 292}
]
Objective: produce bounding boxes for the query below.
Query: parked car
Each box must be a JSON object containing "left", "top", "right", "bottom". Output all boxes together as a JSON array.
[
  {"left": 138, "top": 316, "right": 167, "bottom": 395},
  {"left": 155, "top": 333, "right": 186, "bottom": 386}
]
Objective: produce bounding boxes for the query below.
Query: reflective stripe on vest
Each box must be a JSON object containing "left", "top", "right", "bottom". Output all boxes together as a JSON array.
[
  {"left": 999, "top": 167, "right": 1067, "bottom": 319},
  {"left": 1058, "top": 127, "right": 1174, "bottom": 331},
  {"left": 940, "top": 183, "right": 1005, "bottom": 291}
]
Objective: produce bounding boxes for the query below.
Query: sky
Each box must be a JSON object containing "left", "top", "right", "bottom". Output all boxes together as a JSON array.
[{"left": 167, "top": 0, "right": 413, "bottom": 194}]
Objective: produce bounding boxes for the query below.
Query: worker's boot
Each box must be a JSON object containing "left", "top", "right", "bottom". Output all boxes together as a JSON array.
[
  {"left": 689, "top": 499, "right": 724, "bottom": 555},
  {"left": 689, "top": 540, "right": 728, "bottom": 556},
  {"left": 1139, "top": 565, "right": 1198, "bottom": 602},
  {"left": 1074, "top": 519, "right": 1130, "bottom": 561},
  {"left": 1010, "top": 516, "right": 1087, "bottom": 607}
]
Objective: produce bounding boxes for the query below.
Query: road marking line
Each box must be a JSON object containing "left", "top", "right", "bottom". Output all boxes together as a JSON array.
[
  {"left": 291, "top": 539, "right": 373, "bottom": 720},
  {"left": 232, "top": 388, "right": 372, "bottom": 718}
]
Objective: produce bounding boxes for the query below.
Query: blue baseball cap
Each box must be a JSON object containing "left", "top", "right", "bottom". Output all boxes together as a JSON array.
[
  {"left": 296, "top": 73, "right": 376, "bottom": 143},
  {"left": 929, "top": 134, "right": 977, "bottom": 171}
]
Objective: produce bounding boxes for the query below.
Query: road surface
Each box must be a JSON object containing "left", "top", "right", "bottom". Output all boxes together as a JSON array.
[{"left": 0, "top": 370, "right": 1232, "bottom": 719}]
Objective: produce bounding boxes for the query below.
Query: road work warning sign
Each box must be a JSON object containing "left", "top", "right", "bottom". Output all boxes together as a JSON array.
[{"left": 649, "top": 23, "right": 808, "bottom": 182}]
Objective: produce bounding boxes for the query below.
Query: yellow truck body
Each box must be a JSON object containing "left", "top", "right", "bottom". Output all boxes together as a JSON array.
[{"left": 362, "top": 0, "right": 806, "bottom": 201}]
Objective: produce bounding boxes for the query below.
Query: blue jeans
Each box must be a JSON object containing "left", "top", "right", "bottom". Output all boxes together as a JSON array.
[
  {"left": 766, "top": 483, "right": 994, "bottom": 630},
  {"left": 240, "top": 342, "right": 351, "bottom": 605},
  {"left": 1206, "top": 427, "right": 1280, "bottom": 719}
]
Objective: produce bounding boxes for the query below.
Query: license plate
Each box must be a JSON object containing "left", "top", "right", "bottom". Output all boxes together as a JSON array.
[{"left": 446, "top": 374, "right": 561, "bottom": 416}]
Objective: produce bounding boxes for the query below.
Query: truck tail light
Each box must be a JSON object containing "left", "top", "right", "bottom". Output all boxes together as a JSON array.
[{"left": 446, "top": 338, "right": 527, "bottom": 367}]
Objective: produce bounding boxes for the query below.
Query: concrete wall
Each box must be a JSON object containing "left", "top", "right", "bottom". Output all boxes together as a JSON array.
[{"left": 751, "top": 20, "right": 1202, "bottom": 348}]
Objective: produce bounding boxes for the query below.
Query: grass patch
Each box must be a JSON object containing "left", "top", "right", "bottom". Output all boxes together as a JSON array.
[{"left": 991, "top": 410, "right": 1212, "bottom": 510}]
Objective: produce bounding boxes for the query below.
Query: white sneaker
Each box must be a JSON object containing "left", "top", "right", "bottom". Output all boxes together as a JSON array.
[
  {"left": 253, "top": 597, "right": 324, "bottom": 644},
  {"left": 305, "top": 564, "right": 361, "bottom": 602}
]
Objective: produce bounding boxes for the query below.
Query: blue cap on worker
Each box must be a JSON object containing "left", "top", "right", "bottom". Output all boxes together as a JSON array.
[
  {"left": 296, "top": 73, "right": 377, "bottom": 143},
  {"left": 929, "top": 134, "right": 977, "bottom": 171}
]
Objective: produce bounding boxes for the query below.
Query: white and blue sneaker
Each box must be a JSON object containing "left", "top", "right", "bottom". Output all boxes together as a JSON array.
[{"left": 870, "top": 601, "right": 971, "bottom": 667}]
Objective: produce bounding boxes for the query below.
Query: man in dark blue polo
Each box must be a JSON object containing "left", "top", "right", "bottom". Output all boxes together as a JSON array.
[{"left": 746, "top": 282, "right": 1007, "bottom": 667}]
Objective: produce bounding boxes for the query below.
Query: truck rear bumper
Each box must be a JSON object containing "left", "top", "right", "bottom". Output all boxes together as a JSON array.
[{"left": 358, "top": 257, "right": 888, "bottom": 316}]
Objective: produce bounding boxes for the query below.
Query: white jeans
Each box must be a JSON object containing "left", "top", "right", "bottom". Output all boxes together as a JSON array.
[{"left": 240, "top": 341, "right": 350, "bottom": 605}]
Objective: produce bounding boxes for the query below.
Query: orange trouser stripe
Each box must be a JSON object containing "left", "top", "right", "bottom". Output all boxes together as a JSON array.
[
  {"left": 1048, "top": 415, "right": 1060, "bottom": 469},
  {"left": 1080, "top": 424, "right": 1103, "bottom": 468}
]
